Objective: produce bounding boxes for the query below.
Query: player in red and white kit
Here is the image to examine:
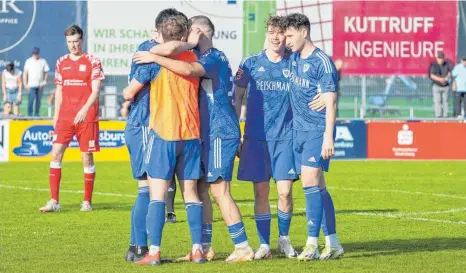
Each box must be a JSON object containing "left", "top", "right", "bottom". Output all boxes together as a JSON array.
[{"left": 39, "top": 25, "right": 104, "bottom": 212}]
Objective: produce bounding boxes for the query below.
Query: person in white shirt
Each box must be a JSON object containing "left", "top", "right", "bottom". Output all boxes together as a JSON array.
[
  {"left": 2, "top": 62, "right": 22, "bottom": 116},
  {"left": 23, "top": 47, "right": 50, "bottom": 117},
  {"left": 452, "top": 57, "right": 466, "bottom": 118}
]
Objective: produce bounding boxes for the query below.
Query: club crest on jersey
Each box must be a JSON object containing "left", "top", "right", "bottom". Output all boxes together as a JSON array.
[
  {"left": 303, "top": 63, "right": 310, "bottom": 72},
  {"left": 292, "top": 61, "right": 297, "bottom": 66},
  {"left": 282, "top": 69, "right": 291, "bottom": 78},
  {"left": 79, "top": 65, "right": 87, "bottom": 72}
]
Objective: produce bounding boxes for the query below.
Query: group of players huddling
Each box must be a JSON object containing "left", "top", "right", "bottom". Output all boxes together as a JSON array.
[{"left": 39, "top": 8, "right": 344, "bottom": 265}]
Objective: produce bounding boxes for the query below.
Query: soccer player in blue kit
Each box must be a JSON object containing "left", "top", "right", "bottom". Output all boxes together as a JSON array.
[
  {"left": 123, "top": 36, "right": 155, "bottom": 263},
  {"left": 133, "top": 15, "right": 254, "bottom": 263},
  {"left": 233, "top": 16, "right": 299, "bottom": 260},
  {"left": 283, "top": 13, "right": 344, "bottom": 260},
  {"left": 124, "top": 8, "right": 193, "bottom": 262}
]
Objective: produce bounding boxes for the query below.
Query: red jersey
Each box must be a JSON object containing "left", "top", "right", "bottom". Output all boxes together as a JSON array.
[{"left": 54, "top": 53, "right": 105, "bottom": 122}]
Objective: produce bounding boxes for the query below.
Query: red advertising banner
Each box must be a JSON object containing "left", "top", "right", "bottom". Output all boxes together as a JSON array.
[
  {"left": 367, "top": 122, "right": 466, "bottom": 159},
  {"left": 332, "top": 1, "right": 458, "bottom": 75}
]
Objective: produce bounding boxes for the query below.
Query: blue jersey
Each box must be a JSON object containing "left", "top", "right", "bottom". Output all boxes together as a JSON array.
[
  {"left": 126, "top": 40, "right": 158, "bottom": 126},
  {"left": 234, "top": 50, "right": 293, "bottom": 141},
  {"left": 197, "top": 48, "right": 240, "bottom": 140},
  {"left": 289, "top": 48, "right": 338, "bottom": 131}
]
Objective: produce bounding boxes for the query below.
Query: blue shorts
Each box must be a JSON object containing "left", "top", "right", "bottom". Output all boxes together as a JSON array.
[
  {"left": 5, "top": 88, "right": 20, "bottom": 105},
  {"left": 145, "top": 130, "right": 201, "bottom": 180},
  {"left": 238, "top": 138, "right": 298, "bottom": 182},
  {"left": 293, "top": 129, "right": 330, "bottom": 174},
  {"left": 124, "top": 122, "right": 149, "bottom": 180},
  {"left": 201, "top": 137, "right": 239, "bottom": 183}
]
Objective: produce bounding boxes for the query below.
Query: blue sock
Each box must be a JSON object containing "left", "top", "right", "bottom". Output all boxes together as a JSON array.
[
  {"left": 129, "top": 199, "right": 136, "bottom": 245},
  {"left": 202, "top": 223, "right": 212, "bottom": 246},
  {"left": 134, "top": 186, "right": 150, "bottom": 246},
  {"left": 304, "top": 186, "right": 323, "bottom": 238},
  {"left": 277, "top": 209, "right": 292, "bottom": 237},
  {"left": 320, "top": 188, "right": 336, "bottom": 235},
  {"left": 321, "top": 207, "right": 328, "bottom": 236},
  {"left": 186, "top": 202, "right": 203, "bottom": 245},
  {"left": 254, "top": 213, "right": 271, "bottom": 245},
  {"left": 227, "top": 221, "right": 248, "bottom": 246},
  {"left": 146, "top": 200, "right": 166, "bottom": 247}
]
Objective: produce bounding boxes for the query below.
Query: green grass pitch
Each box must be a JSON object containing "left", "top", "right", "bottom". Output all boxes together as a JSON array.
[{"left": 1, "top": 161, "right": 465, "bottom": 273}]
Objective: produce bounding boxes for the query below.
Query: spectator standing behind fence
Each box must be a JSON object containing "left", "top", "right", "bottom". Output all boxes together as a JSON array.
[
  {"left": 2, "top": 61, "right": 22, "bottom": 116},
  {"left": 429, "top": 52, "right": 452, "bottom": 118},
  {"left": 452, "top": 57, "right": 466, "bottom": 118},
  {"left": 23, "top": 47, "right": 50, "bottom": 117}
]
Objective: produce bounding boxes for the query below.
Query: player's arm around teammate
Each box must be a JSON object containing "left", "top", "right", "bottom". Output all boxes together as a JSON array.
[
  {"left": 133, "top": 29, "right": 204, "bottom": 76},
  {"left": 40, "top": 25, "right": 104, "bottom": 213}
]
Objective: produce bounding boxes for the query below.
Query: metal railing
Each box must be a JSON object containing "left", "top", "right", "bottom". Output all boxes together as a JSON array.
[{"left": 1, "top": 74, "right": 459, "bottom": 120}]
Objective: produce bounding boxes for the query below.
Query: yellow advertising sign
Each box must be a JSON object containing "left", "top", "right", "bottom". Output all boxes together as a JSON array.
[{"left": 8, "top": 120, "right": 129, "bottom": 162}]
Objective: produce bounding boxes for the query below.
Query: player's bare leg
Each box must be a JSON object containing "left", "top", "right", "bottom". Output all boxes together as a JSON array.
[
  {"left": 253, "top": 182, "right": 272, "bottom": 260},
  {"left": 80, "top": 152, "right": 96, "bottom": 211},
  {"left": 276, "top": 180, "right": 298, "bottom": 258},
  {"left": 13, "top": 104, "right": 20, "bottom": 116},
  {"left": 136, "top": 178, "right": 170, "bottom": 266},
  {"left": 3, "top": 103, "right": 11, "bottom": 116},
  {"left": 178, "top": 179, "right": 205, "bottom": 263},
  {"left": 40, "top": 143, "right": 66, "bottom": 212},
  {"left": 298, "top": 166, "right": 322, "bottom": 261},
  {"left": 318, "top": 172, "right": 343, "bottom": 260},
  {"left": 211, "top": 179, "right": 253, "bottom": 263}
]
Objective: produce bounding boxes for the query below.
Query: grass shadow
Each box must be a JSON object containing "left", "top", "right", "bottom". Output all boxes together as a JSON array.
[
  {"left": 288, "top": 209, "right": 399, "bottom": 218},
  {"left": 344, "top": 237, "right": 466, "bottom": 258}
]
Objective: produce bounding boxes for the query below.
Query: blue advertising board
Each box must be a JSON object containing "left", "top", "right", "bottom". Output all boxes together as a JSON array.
[
  {"left": 0, "top": 0, "right": 87, "bottom": 71},
  {"left": 334, "top": 120, "right": 367, "bottom": 159}
]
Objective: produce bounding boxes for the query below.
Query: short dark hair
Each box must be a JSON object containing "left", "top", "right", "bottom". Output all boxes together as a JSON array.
[
  {"left": 461, "top": 57, "right": 466, "bottom": 62},
  {"left": 266, "top": 15, "right": 285, "bottom": 31},
  {"left": 283, "top": 13, "right": 310, "bottom": 32},
  {"left": 6, "top": 62, "right": 14, "bottom": 72},
  {"left": 188, "top": 15, "right": 215, "bottom": 36},
  {"left": 159, "top": 16, "right": 188, "bottom": 42},
  {"left": 64, "top": 24, "right": 83, "bottom": 39},
  {"left": 155, "top": 8, "right": 188, "bottom": 29}
]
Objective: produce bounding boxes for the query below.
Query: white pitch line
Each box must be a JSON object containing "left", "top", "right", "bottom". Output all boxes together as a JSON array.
[
  {"left": 232, "top": 183, "right": 466, "bottom": 201},
  {"left": 392, "top": 207, "right": 466, "bottom": 216},
  {"left": 353, "top": 212, "right": 466, "bottom": 225},
  {"left": 328, "top": 186, "right": 466, "bottom": 200},
  {"left": 1, "top": 184, "right": 465, "bottom": 225},
  {"left": 0, "top": 184, "right": 137, "bottom": 198}
]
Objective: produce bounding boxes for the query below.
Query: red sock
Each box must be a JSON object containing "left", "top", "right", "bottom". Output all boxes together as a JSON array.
[
  {"left": 49, "top": 165, "right": 62, "bottom": 202},
  {"left": 84, "top": 167, "right": 96, "bottom": 203}
]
